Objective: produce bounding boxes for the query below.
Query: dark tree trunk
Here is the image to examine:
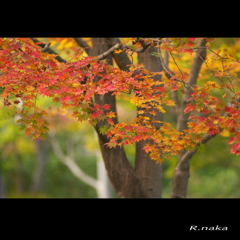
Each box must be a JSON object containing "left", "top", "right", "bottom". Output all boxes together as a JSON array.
[
  {"left": 90, "top": 38, "right": 163, "bottom": 198},
  {"left": 135, "top": 45, "right": 163, "bottom": 198}
]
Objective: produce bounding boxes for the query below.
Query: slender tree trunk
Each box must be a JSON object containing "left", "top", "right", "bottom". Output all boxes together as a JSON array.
[
  {"left": 96, "top": 150, "right": 113, "bottom": 198},
  {"left": 94, "top": 132, "right": 113, "bottom": 198},
  {"left": 49, "top": 132, "right": 113, "bottom": 198},
  {"left": 0, "top": 174, "right": 5, "bottom": 198},
  {"left": 14, "top": 148, "right": 24, "bottom": 193},
  {"left": 0, "top": 160, "right": 5, "bottom": 198},
  {"left": 30, "top": 139, "right": 48, "bottom": 193},
  {"left": 171, "top": 39, "right": 207, "bottom": 198}
]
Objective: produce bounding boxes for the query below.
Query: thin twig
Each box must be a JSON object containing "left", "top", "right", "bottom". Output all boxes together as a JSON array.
[
  {"left": 157, "top": 49, "right": 194, "bottom": 92},
  {"left": 169, "top": 52, "right": 183, "bottom": 76}
]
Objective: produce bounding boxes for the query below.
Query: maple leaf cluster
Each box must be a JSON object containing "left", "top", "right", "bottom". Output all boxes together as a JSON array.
[{"left": 1, "top": 37, "right": 240, "bottom": 162}]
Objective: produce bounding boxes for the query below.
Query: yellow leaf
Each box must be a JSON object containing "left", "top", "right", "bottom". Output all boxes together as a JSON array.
[
  {"left": 72, "top": 82, "right": 80, "bottom": 88},
  {"left": 222, "top": 93, "right": 227, "bottom": 98},
  {"left": 49, "top": 40, "right": 57, "bottom": 47},
  {"left": 157, "top": 106, "right": 166, "bottom": 113},
  {"left": 166, "top": 99, "right": 176, "bottom": 106},
  {"left": 27, "top": 86, "right": 34, "bottom": 91},
  {"left": 65, "top": 41, "right": 74, "bottom": 49},
  {"left": 130, "top": 97, "right": 139, "bottom": 105},
  {"left": 138, "top": 110, "right": 144, "bottom": 115},
  {"left": 57, "top": 39, "right": 68, "bottom": 50},
  {"left": 106, "top": 111, "right": 116, "bottom": 118},
  {"left": 114, "top": 49, "right": 123, "bottom": 54},
  {"left": 220, "top": 129, "right": 230, "bottom": 137},
  {"left": 206, "top": 42, "right": 210, "bottom": 47}
]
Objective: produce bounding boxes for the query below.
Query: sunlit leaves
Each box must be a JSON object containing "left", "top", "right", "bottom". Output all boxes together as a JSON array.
[{"left": 3, "top": 37, "right": 240, "bottom": 162}]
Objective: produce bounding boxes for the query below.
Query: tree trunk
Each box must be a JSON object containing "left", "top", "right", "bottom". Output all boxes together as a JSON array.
[
  {"left": 0, "top": 161, "right": 5, "bottom": 198},
  {"left": 14, "top": 148, "right": 24, "bottom": 193},
  {"left": 96, "top": 150, "right": 113, "bottom": 198},
  {"left": 94, "top": 131, "right": 113, "bottom": 198},
  {"left": 135, "top": 45, "right": 163, "bottom": 198},
  {"left": 171, "top": 39, "right": 207, "bottom": 198},
  {"left": 91, "top": 38, "right": 163, "bottom": 198},
  {"left": 30, "top": 139, "right": 48, "bottom": 193}
]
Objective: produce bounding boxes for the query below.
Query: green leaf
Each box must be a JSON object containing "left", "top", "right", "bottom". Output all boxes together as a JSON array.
[
  {"left": 19, "top": 124, "right": 26, "bottom": 131},
  {"left": 150, "top": 52, "right": 160, "bottom": 57},
  {"left": 43, "top": 119, "right": 49, "bottom": 126},
  {"left": 40, "top": 132, "right": 47, "bottom": 140},
  {"left": 129, "top": 45, "right": 136, "bottom": 50},
  {"left": 99, "top": 125, "right": 108, "bottom": 135},
  {"left": 197, "top": 142, "right": 206, "bottom": 153}
]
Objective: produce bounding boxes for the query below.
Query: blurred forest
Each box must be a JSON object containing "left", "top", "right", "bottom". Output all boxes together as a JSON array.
[{"left": 1, "top": 38, "right": 240, "bottom": 198}]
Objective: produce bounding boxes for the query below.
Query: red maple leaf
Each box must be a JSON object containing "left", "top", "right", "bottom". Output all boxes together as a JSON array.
[
  {"left": 228, "top": 137, "right": 235, "bottom": 144},
  {"left": 95, "top": 104, "right": 100, "bottom": 109},
  {"left": 143, "top": 145, "right": 151, "bottom": 153},
  {"left": 208, "top": 128, "right": 219, "bottom": 136},
  {"left": 137, "top": 126, "right": 149, "bottom": 132},
  {"left": 92, "top": 112, "right": 98, "bottom": 119},
  {"left": 108, "top": 118, "right": 114, "bottom": 125},
  {"left": 132, "top": 135, "right": 143, "bottom": 142},
  {"left": 184, "top": 103, "right": 195, "bottom": 113},
  {"left": 224, "top": 106, "right": 232, "bottom": 113},
  {"left": 198, "top": 116, "right": 206, "bottom": 123},
  {"left": 103, "top": 104, "right": 111, "bottom": 110},
  {"left": 171, "top": 85, "right": 179, "bottom": 91}
]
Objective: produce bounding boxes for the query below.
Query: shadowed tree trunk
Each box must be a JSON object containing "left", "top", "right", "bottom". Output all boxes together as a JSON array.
[
  {"left": 135, "top": 45, "right": 163, "bottom": 198},
  {"left": 171, "top": 39, "right": 207, "bottom": 198},
  {"left": 88, "top": 38, "right": 163, "bottom": 198}
]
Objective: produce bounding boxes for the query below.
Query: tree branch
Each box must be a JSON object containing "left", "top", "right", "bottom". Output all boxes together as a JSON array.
[
  {"left": 74, "top": 37, "right": 152, "bottom": 62},
  {"left": 48, "top": 132, "right": 102, "bottom": 190},
  {"left": 30, "top": 38, "right": 67, "bottom": 63},
  {"left": 105, "top": 38, "right": 132, "bottom": 72},
  {"left": 74, "top": 38, "right": 94, "bottom": 56},
  {"left": 177, "top": 38, "right": 207, "bottom": 132},
  {"left": 95, "top": 40, "right": 151, "bottom": 61},
  {"left": 164, "top": 47, "right": 179, "bottom": 109},
  {"left": 41, "top": 43, "right": 51, "bottom": 53},
  {"left": 179, "top": 132, "right": 218, "bottom": 168}
]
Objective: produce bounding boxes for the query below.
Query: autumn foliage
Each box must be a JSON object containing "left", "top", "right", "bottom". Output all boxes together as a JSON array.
[{"left": 1, "top": 37, "right": 240, "bottom": 164}]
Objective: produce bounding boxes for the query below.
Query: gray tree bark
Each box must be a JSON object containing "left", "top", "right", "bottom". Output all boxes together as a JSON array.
[
  {"left": 0, "top": 162, "right": 5, "bottom": 198},
  {"left": 171, "top": 39, "right": 207, "bottom": 198},
  {"left": 30, "top": 139, "right": 48, "bottom": 193}
]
